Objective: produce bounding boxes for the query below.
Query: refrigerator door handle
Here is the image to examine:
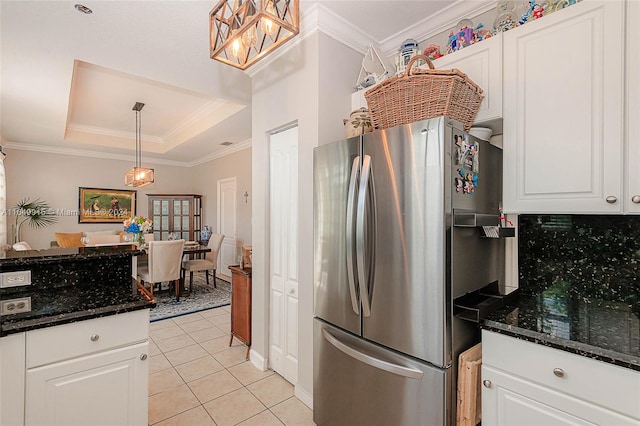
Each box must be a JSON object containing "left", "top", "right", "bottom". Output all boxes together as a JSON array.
[
  {"left": 346, "top": 156, "right": 360, "bottom": 314},
  {"left": 322, "top": 328, "right": 424, "bottom": 380},
  {"left": 356, "top": 154, "right": 373, "bottom": 317}
]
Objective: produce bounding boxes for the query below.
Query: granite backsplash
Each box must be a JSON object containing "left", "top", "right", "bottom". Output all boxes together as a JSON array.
[{"left": 518, "top": 214, "right": 640, "bottom": 315}]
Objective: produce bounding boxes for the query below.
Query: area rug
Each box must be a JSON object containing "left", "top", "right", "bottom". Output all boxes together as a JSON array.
[{"left": 149, "top": 275, "right": 231, "bottom": 322}]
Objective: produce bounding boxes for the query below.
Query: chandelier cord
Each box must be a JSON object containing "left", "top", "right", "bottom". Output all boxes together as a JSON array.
[{"left": 136, "top": 109, "right": 141, "bottom": 168}]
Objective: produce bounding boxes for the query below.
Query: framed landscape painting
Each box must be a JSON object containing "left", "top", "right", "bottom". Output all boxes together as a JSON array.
[{"left": 78, "top": 188, "right": 136, "bottom": 223}]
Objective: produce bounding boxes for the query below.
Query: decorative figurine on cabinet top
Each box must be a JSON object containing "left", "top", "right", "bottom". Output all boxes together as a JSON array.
[
  {"left": 355, "top": 45, "right": 395, "bottom": 90},
  {"left": 423, "top": 44, "right": 443, "bottom": 60},
  {"left": 396, "top": 39, "right": 420, "bottom": 74}
]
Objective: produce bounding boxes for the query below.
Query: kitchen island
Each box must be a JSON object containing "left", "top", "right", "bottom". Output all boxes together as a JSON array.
[{"left": 0, "top": 245, "right": 154, "bottom": 426}]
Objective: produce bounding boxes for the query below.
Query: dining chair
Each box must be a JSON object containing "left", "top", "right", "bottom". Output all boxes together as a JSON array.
[
  {"left": 181, "top": 233, "right": 224, "bottom": 292},
  {"left": 12, "top": 241, "right": 33, "bottom": 251},
  {"left": 138, "top": 239, "right": 185, "bottom": 300},
  {"left": 55, "top": 232, "right": 84, "bottom": 248}
]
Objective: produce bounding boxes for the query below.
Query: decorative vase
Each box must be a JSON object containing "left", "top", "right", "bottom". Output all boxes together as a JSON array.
[
  {"left": 344, "top": 108, "right": 373, "bottom": 138},
  {"left": 201, "top": 225, "right": 212, "bottom": 246},
  {"left": 136, "top": 233, "right": 145, "bottom": 246}
]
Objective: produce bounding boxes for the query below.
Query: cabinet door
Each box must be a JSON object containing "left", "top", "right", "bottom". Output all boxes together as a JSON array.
[
  {"left": 503, "top": 1, "right": 624, "bottom": 213},
  {"left": 231, "top": 270, "right": 251, "bottom": 343},
  {"left": 26, "top": 342, "right": 149, "bottom": 426},
  {"left": 149, "top": 195, "right": 201, "bottom": 241},
  {"left": 1, "top": 333, "right": 26, "bottom": 426},
  {"left": 151, "top": 198, "right": 171, "bottom": 240},
  {"left": 626, "top": 0, "right": 640, "bottom": 213},
  {"left": 433, "top": 32, "right": 502, "bottom": 124},
  {"left": 482, "top": 365, "right": 639, "bottom": 426}
]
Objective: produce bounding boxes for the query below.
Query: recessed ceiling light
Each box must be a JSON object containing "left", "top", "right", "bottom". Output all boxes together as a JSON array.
[
  {"left": 221, "top": 142, "right": 233, "bottom": 146},
  {"left": 74, "top": 4, "right": 93, "bottom": 14}
]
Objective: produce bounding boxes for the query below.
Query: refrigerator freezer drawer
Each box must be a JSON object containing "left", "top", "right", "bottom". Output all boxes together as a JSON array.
[{"left": 314, "top": 319, "right": 449, "bottom": 426}]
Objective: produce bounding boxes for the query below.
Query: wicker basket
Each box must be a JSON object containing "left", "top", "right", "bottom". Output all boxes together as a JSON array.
[{"left": 364, "top": 55, "right": 484, "bottom": 132}]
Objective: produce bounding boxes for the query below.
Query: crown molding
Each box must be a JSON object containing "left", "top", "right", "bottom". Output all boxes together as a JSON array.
[
  {"left": 314, "top": 4, "right": 375, "bottom": 55},
  {"left": 379, "top": 1, "right": 497, "bottom": 56},
  {"left": 3, "top": 139, "right": 253, "bottom": 168},
  {"left": 245, "top": 3, "right": 321, "bottom": 77},
  {"left": 189, "top": 138, "right": 252, "bottom": 167},
  {"left": 3, "top": 141, "right": 190, "bottom": 167},
  {"left": 161, "top": 98, "right": 230, "bottom": 140},
  {"left": 247, "top": 1, "right": 498, "bottom": 76},
  {"left": 65, "top": 123, "right": 163, "bottom": 144}
]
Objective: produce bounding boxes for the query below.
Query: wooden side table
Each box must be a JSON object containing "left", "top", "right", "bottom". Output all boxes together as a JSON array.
[{"left": 229, "top": 265, "right": 251, "bottom": 360}]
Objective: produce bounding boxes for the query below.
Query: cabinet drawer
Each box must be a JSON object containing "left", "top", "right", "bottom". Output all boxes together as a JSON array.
[
  {"left": 26, "top": 309, "right": 149, "bottom": 368},
  {"left": 482, "top": 331, "right": 640, "bottom": 419}
]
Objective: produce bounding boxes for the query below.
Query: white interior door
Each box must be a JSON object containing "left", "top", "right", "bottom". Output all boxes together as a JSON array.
[
  {"left": 269, "top": 126, "right": 299, "bottom": 384},
  {"left": 217, "top": 177, "right": 237, "bottom": 279}
]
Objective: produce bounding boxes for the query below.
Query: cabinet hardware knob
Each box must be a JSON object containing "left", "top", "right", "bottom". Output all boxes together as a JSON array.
[
  {"left": 140, "top": 354, "right": 148, "bottom": 361},
  {"left": 553, "top": 368, "right": 565, "bottom": 378},
  {"left": 90, "top": 334, "right": 100, "bottom": 342},
  {"left": 289, "top": 288, "right": 295, "bottom": 294},
  {"left": 482, "top": 380, "right": 492, "bottom": 388},
  {"left": 606, "top": 196, "right": 617, "bottom": 204},
  {"left": 632, "top": 195, "right": 640, "bottom": 204}
]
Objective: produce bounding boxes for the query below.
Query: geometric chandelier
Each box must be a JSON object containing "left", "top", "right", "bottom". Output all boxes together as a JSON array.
[
  {"left": 124, "top": 102, "right": 155, "bottom": 187},
  {"left": 209, "top": 0, "right": 299, "bottom": 70}
]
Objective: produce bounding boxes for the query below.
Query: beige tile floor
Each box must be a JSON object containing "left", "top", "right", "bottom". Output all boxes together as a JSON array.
[{"left": 148, "top": 306, "right": 315, "bottom": 426}]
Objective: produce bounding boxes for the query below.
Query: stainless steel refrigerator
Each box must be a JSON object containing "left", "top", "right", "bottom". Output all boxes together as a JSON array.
[{"left": 313, "top": 117, "right": 504, "bottom": 425}]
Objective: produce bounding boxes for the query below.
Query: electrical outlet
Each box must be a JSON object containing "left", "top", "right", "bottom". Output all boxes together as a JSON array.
[
  {"left": 0, "top": 297, "right": 31, "bottom": 315},
  {"left": 0, "top": 271, "right": 31, "bottom": 288}
]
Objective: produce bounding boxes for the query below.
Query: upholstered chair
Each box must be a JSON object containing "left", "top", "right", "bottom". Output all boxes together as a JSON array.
[
  {"left": 181, "top": 233, "right": 224, "bottom": 292},
  {"left": 137, "top": 239, "right": 185, "bottom": 300}
]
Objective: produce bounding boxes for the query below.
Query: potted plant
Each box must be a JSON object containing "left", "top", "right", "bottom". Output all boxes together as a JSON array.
[{"left": 13, "top": 198, "right": 58, "bottom": 243}]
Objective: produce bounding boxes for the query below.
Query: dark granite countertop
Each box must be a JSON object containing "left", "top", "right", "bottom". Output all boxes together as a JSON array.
[
  {"left": 0, "top": 246, "right": 143, "bottom": 268},
  {"left": 0, "top": 246, "right": 153, "bottom": 336},
  {"left": 1, "top": 278, "right": 154, "bottom": 336},
  {"left": 482, "top": 291, "right": 640, "bottom": 371}
]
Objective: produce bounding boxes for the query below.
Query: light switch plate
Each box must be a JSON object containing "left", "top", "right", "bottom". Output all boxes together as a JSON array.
[{"left": 0, "top": 270, "right": 32, "bottom": 288}]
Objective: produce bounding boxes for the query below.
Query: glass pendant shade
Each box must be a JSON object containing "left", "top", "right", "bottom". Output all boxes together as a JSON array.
[
  {"left": 260, "top": 2, "right": 277, "bottom": 35},
  {"left": 125, "top": 167, "right": 155, "bottom": 187},
  {"left": 125, "top": 102, "right": 155, "bottom": 188},
  {"left": 230, "top": 29, "right": 246, "bottom": 59},
  {"left": 210, "top": 0, "right": 299, "bottom": 70}
]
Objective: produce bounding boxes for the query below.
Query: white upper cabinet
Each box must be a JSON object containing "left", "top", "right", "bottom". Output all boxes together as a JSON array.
[
  {"left": 625, "top": 0, "right": 640, "bottom": 213},
  {"left": 352, "top": 32, "right": 503, "bottom": 126},
  {"left": 433, "top": 32, "right": 503, "bottom": 125},
  {"left": 502, "top": 1, "right": 625, "bottom": 213}
]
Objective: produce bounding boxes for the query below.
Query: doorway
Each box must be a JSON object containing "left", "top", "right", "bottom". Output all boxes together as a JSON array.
[{"left": 217, "top": 177, "right": 237, "bottom": 280}]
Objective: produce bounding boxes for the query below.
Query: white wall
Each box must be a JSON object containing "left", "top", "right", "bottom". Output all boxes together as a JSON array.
[
  {"left": 191, "top": 147, "right": 252, "bottom": 255},
  {"left": 251, "top": 31, "right": 362, "bottom": 405},
  {"left": 4, "top": 148, "right": 252, "bottom": 250}
]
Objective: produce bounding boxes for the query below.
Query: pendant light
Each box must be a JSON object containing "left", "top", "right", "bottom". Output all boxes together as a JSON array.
[
  {"left": 209, "top": 0, "right": 299, "bottom": 70},
  {"left": 124, "top": 102, "right": 155, "bottom": 187}
]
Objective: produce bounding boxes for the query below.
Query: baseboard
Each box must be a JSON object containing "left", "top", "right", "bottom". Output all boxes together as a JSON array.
[
  {"left": 295, "top": 385, "right": 313, "bottom": 409},
  {"left": 250, "top": 349, "right": 268, "bottom": 371}
]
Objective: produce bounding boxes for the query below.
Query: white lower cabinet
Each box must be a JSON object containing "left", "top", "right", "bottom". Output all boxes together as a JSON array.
[
  {"left": 0, "top": 309, "right": 150, "bottom": 426},
  {"left": 482, "top": 331, "right": 640, "bottom": 426},
  {"left": 0, "top": 332, "right": 26, "bottom": 426},
  {"left": 25, "top": 341, "right": 148, "bottom": 426}
]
